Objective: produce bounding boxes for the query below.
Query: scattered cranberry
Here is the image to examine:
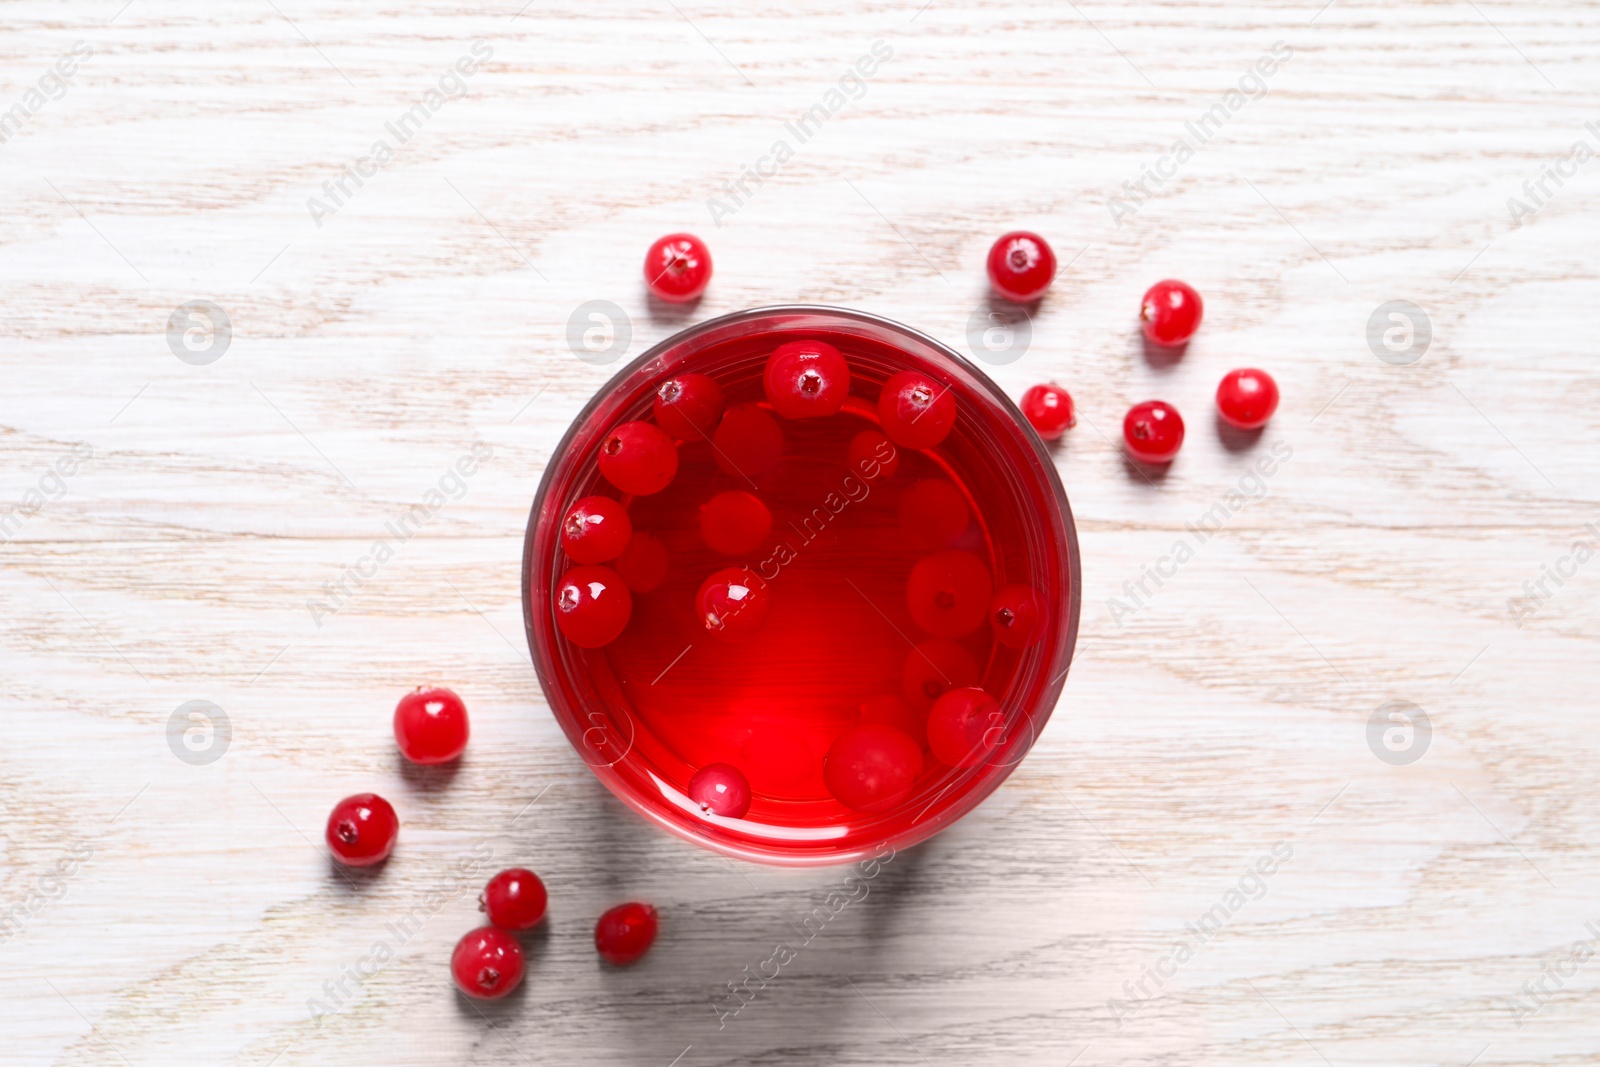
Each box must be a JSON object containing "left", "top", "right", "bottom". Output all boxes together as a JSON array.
[
  {"left": 1140, "top": 279, "right": 1203, "bottom": 347},
  {"left": 393, "top": 687, "right": 470, "bottom": 765},
  {"left": 859, "top": 693, "right": 926, "bottom": 747},
  {"left": 1215, "top": 368, "right": 1279, "bottom": 430},
  {"left": 481, "top": 868, "right": 548, "bottom": 931},
  {"left": 695, "top": 566, "right": 770, "bottom": 640},
  {"left": 614, "top": 531, "right": 670, "bottom": 593},
  {"left": 898, "top": 479, "right": 969, "bottom": 551},
  {"left": 927, "top": 687, "right": 1003, "bottom": 768},
  {"left": 560, "top": 495, "right": 632, "bottom": 564},
  {"left": 763, "top": 340, "right": 851, "bottom": 419},
  {"left": 1020, "top": 383, "right": 1076, "bottom": 440},
  {"left": 325, "top": 793, "right": 398, "bottom": 867},
  {"left": 907, "top": 550, "right": 993, "bottom": 639},
  {"left": 700, "top": 491, "right": 772, "bottom": 556},
  {"left": 711, "top": 403, "right": 785, "bottom": 480},
  {"left": 879, "top": 371, "right": 956, "bottom": 450},
  {"left": 688, "top": 763, "right": 752, "bottom": 818},
  {"left": 902, "top": 639, "right": 980, "bottom": 714},
  {"left": 452, "top": 926, "right": 526, "bottom": 999},
  {"left": 847, "top": 430, "right": 899, "bottom": 479},
  {"left": 595, "top": 902, "right": 658, "bottom": 966},
  {"left": 824, "top": 724, "right": 923, "bottom": 811},
  {"left": 989, "top": 584, "right": 1045, "bottom": 649},
  {"left": 986, "top": 231, "right": 1057, "bottom": 302},
  {"left": 643, "top": 233, "right": 712, "bottom": 303},
  {"left": 1122, "top": 400, "right": 1185, "bottom": 464},
  {"left": 554, "top": 565, "right": 633, "bottom": 648},
  {"left": 598, "top": 421, "right": 678, "bottom": 496},
  {"left": 654, "top": 372, "right": 724, "bottom": 440}
]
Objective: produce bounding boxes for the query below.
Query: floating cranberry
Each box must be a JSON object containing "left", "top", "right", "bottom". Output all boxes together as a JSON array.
[
  {"left": 595, "top": 902, "right": 658, "bottom": 966},
  {"left": 654, "top": 372, "right": 725, "bottom": 440},
  {"left": 643, "top": 233, "right": 712, "bottom": 303},
  {"left": 688, "top": 763, "right": 752, "bottom": 818},
  {"left": 325, "top": 793, "right": 398, "bottom": 867},
  {"left": 989, "top": 584, "right": 1045, "bottom": 649},
  {"left": 859, "top": 693, "right": 926, "bottom": 748},
  {"left": 393, "top": 687, "right": 470, "bottom": 765},
  {"left": 847, "top": 430, "right": 899, "bottom": 479},
  {"left": 1216, "top": 368, "right": 1279, "bottom": 430},
  {"left": 763, "top": 339, "right": 850, "bottom": 419},
  {"left": 700, "top": 491, "right": 772, "bottom": 556},
  {"left": 614, "top": 531, "right": 669, "bottom": 593},
  {"left": 1123, "top": 400, "right": 1185, "bottom": 464},
  {"left": 986, "top": 231, "right": 1057, "bottom": 302},
  {"left": 1020, "top": 383, "right": 1076, "bottom": 440},
  {"left": 927, "top": 687, "right": 1003, "bottom": 768},
  {"left": 879, "top": 371, "right": 956, "bottom": 450},
  {"left": 561, "top": 495, "right": 632, "bottom": 564},
  {"left": 711, "top": 403, "right": 785, "bottom": 480},
  {"left": 1140, "top": 279, "right": 1203, "bottom": 347},
  {"left": 481, "top": 868, "right": 548, "bottom": 931},
  {"left": 452, "top": 926, "right": 526, "bottom": 999},
  {"left": 554, "top": 565, "right": 632, "bottom": 648},
  {"left": 824, "top": 724, "right": 923, "bottom": 811},
  {"left": 598, "top": 421, "right": 678, "bottom": 496},
  {"left": 898, "top": 479, "right": 969, "bottom": 551},
  {"left": 907, "top": 550, "right": 992, "bottom": 638},
  {"left": 902, "top": 639, "right": 980, "bottom": 714},
  {"left": 695, "top": 566, "right": 770, "bottom": 640}
]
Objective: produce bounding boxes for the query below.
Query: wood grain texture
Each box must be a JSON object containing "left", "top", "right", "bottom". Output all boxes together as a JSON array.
[{"left": 2, "top": 1, "right": 1598, "bottom": 1063}]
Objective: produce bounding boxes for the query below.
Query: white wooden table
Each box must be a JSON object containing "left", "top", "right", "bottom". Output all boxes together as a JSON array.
[{"left": 2, "top": 2, "right": 1597, "bottom": 1064}]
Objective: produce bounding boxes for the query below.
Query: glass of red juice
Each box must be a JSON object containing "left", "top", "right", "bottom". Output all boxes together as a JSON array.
[{"left": 522, "top": 306, "right": 1080, "bottom": 865}]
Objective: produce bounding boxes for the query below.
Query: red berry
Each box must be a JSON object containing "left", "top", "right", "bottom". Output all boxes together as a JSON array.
[
  {"left": 654, "top": 373, "right": 724, "bottom": 440},
  {"left": 688, "top": 763, "right": 752, "bottom": 817},
  {"left": 615, "top": 531, "right": 669, "bottom": 593},
  {"left": 907, "top": 550, "right": 992, "bottom": 639},
  {"left": 481, "top": 868, "right": 548, "bottom": 931},
  {"left": 452, "top": 926, "right": 525, "bottom": 999},
  {"left": 554, "top": 565, "right": 633, "bottom": 648},
  {"left": 561, "top": 495, "right": 632, "bottom": 564},
  {"left": 763, "top": 339, "right": 850, "bottom": 419},
  {"left": 879, "top": 371, "right": 956, "bottom": 450},
  {"left": 1216, "top": 368, "right": 1279, "bottom": 430},
  {"left": 927, "top": 687, "right": 1004, "bottom": 768},
  {"left": 989, "top": 584, "right": 1045, "bottom": 649},
  {"left": 595, "top": 902, "right": 658, "bottom": 966},
  {"left": 393, "top": 687, "right": 470, "bottom": 765},
  {"left": 598, "top": 421, "right": 678, "bottom": 496},
  {"left": 1140, "top": 279, "right": 1204, "bottom": 347},
  {"left": 711, "top": 403, "right": 784, "bottom": 480},
  {"left": 902, "top": 639, "right": 980, "bottom": 714},
  {"left": 325, "top": 793, "right": 398, "bottom": 867},
  {"left": 986, "top": 231, "right": 1056, "bottom": 302},
  {"left": 695, "top": 566, "right": 770, "bottom": 640},
  {"left": 700, "top": 491, "right": 772, "bottom": 556},
  {"left": 898, "top": 479, "right": 969, "bottom": 550},
  {"left": 643, "top": 233, "right": 712, "bottom": 303},
  {"left": 1123, "top": 400, "right": 1185, "bottom": 464},
  {"left": 859, "top": 694, "right": 926, "bottom": 747},
  {"left": 1020, "top": 383, "right": 1076, "bottom": 440},
  {"left": 847, "top": 430, "right": 899, "bottom": 479},
  {"left": 824, "top": 724, "right": 923, "bottom": 811}
]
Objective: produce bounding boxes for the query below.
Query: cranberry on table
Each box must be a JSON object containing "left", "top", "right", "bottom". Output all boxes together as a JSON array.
[
  {"left": 927, "top": 687, "right": 1003, "bottom": 768},
  {"left": 1020, "top": 383, "right": 1076, "bottom": 440},
  {"left": 393, "top": 687, "right": 470, "bottom": 765},
  {"left": 907, "top": 550, "right": 993, "bottom": 639},
  {"left": 824, "top": 723, "right": 924, "bottom": 811},
  {"left": 989, "top": 584, "right": 1045, "bottom": 649},
  {"left": 688, "top": 762, "right": 752, "bottom": 818},
  {"left": 452, "top": 926, "right": 526, "bottom": 999},
  {"left": 879, "top": 370, "right": 956, "bottom": 450},
  {"left": 614, "top": 531, "right": 669, "bottom": 593},
  {"left": 711, "top": 403, "right": 785, "bottom": 480},
  {"left": 325, "top": 793, "right": 398, "bottom": 867},
  {"left": 986, "top": 231, "right": 1057, "bottom": 302},
  {"left": 554, "top": 565, "right": 633, "bottom": 648},
  {"left": 643, "top": 233, "right": 712, "bottom": 303},
  {"left": 1215, "top": 368, "right": 1279, "bottom": 430},
  {"left": 1123, "top": 400, "right": 1185, "bottom": 464},
  {"left": 598, "top": 421, "right": 678, "bottom": 496},
  {"left": 695, "top": 566, "right": 770, "bottom": 640},
  {"left": 763, "top": 339, "right": 851, "bottom": 419},
  {"left": 898, "top": 479, "right": 969, "bottom": 551},
  {"left": 902, "top": 638, "right": 980, "bottom": 714},
  {"left": 595, "top": 902, "right": 659, "bottom": 966},
  {"left": 560, "top": 495, "right": 632, "bottom": 564},
  {"left": 847, "top": 430, "right": 899, "bottom": 479},
  {"left": 1140, "top": 279, "right": 1204, "bottom": 347},
  {"left": 700, "top": 490, "right": 772, "bottom": 556},
  {"left": 481, "top": 868, "right": 548, "bottom": 931},
  {"left": 654, "top": 372, "right": 724, "bottom": 441}
]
